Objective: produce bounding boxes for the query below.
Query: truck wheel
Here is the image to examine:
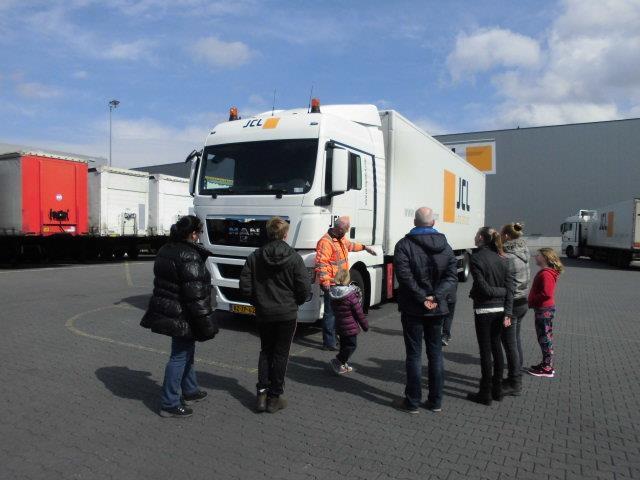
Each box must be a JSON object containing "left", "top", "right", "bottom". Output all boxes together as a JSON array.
[
  {"left": 127, "top": 247, "right": 140, "bottom": 260},
  {"left": 458, "top": 252, "right": 470, "bottom": 282},
  {"left": 566, "top": 246, "right": 577, "bottom": 259},
  {"left": 349, "top": 268, "right": 368, "bottom": 312}
]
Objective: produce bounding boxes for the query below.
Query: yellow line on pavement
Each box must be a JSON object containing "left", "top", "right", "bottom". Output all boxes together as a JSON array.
[
  {"left": 124, "top": 261, "right": 134, "bottom": 287},
  {"left": 65, "top": 305, "right": 257, "bottom": 373}
]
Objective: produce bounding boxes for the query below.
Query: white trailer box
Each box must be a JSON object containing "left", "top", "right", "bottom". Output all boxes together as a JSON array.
[
  {"left": 148, "top": 174, "right": 192, "bottom": 235},
  {"left": 89, "top": 166, "right": 150, "bottom": 236},
  {"left": 380, "top": 111, "right": 485, "bottom": 252},
  {"left": 587, "top": 199, "right": 640, "bottom": 250}
]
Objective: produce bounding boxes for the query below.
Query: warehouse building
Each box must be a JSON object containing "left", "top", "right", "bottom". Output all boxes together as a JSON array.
[{"left": 133, "top": 117, "right": 640, "bottom": 237}]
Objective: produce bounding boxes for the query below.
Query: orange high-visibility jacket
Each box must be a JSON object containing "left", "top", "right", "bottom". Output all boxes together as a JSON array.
[{"left": 315, "top": 232, "right": 365, "bottom": 288}]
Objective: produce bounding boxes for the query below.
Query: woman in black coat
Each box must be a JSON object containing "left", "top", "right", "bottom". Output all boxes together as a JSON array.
[
  {"left": 467, "top": 227, "right": 514, "bottom": 406},
  {"left": 141, "top": 215, "right": 218, "bottom": 417}
]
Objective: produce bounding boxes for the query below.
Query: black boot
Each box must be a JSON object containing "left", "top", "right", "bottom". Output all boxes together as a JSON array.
[
  {"left": 492, "top": 378, "right": 504, "bottom": 402},
  {"left": 256, "top": 392, "right": 268, "bottom": 413},
  {"left": 502, "top": 378, "right": 522, "bottom": 397},
  {"left": 467, "top": 391, "right": 492, "bottom": 406}
]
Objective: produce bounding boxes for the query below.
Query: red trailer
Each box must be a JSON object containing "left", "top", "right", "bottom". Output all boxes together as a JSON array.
[{"left": 0, "top": 149, "right": 91, "bottom": 260}]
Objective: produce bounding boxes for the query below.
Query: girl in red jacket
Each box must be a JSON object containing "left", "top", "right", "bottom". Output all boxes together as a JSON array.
[{"left": 528, "top": 248, "right": 564, "bottom": 378}]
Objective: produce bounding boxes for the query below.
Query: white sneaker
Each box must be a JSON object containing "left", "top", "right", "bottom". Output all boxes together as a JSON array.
[
  {"left": 344, "top": 363, "right": 354, "bottom": 373},
  {"left": 330, "top": 358, "right": 348, "bottom": 375}
]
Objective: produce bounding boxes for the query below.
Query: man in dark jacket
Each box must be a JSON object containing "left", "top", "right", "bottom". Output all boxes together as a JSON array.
[
  {"left": 240, "top": 216, "right": 310, "bottom": 413},
  {"left": 393, "top": 207, "right": 458, "bottom": 414}
]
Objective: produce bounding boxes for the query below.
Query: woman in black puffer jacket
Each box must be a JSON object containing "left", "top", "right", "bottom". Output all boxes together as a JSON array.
[{"left": 141, "top": 215, "right": 218, "bottom": 418}]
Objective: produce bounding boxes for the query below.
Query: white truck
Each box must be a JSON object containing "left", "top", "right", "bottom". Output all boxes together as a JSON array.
[
  {"left": 561, "top": 198, "right": 640, "bottom": 267},
  {"left": 188, "top": 101, "right": 486, "bottom": 322}
]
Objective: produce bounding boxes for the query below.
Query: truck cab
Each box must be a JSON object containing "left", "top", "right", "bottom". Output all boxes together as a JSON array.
[
  {"left": 561, "top": 209, "right": 596, "bottom": 258},
  {"left": 189, "top": 101, "right": 385, "bottom": 322}
]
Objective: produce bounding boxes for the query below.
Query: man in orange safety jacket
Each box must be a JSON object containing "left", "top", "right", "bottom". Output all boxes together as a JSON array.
[{"left": 315, "top": 216, "right": 377, "bottom": 350}]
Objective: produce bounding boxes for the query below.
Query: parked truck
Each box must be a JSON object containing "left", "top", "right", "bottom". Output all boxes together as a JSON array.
[
  {"left": 188, "top": 101, "right": 486, "bottom": 322},
  {"left": 0, "top": 148, "right": 192, "bottom": 263},
  {"left": 561, "top": 199, "right": 640, "bottom": 267}
]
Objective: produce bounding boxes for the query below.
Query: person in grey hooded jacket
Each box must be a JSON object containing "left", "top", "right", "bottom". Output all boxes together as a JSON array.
[{"left": 500, "top": 222, "right": 531, "bottom": 395}]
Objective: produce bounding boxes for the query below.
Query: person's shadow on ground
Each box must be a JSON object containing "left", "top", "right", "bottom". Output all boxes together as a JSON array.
[
  {"left": 95, "top": 366, "right": 256, "bottom": 415},
  {"left": 287, "top": 356, "right": 401, "bottom": 407},
  {"left": 353, "top": 357, "right": 477, "bottom": 400}
]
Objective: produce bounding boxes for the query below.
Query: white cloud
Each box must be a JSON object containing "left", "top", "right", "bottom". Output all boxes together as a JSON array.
[
  {"left": 16, "top": 82, "right": 62, "bottom": 99},
  {"left": 412, "top": 117, "right": 448, "bottom": 136},
  {"left": 447, "top": 28, "right": 542, "bottom": 81},
  {"left": 448, "top": 0, "right": 640, "bottom": 127},
  {"left": 189, "top": 37, "right": 254, "bottom": 68},
  {"left": 72, "top": 70, "right": 89, "bottom": 79},
  {"left": 103, "top": 39, "right": 154, "bottom": 60}
]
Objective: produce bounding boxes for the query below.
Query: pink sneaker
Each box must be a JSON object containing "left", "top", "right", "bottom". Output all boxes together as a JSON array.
[{"left": 528, "top": 365, "right": 554, "bottom": 378}]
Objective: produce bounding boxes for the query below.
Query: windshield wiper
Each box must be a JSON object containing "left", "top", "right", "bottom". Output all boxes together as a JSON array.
[
  {"left": 210, "top": 188, "right": 236, "bottom": 198},
  {"left": 242, "top": 188, "right": 288, "bottom": 198}
]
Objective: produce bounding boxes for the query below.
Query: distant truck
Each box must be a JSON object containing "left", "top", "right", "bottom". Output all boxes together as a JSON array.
[
  {"left": 188, "top": 100, "right": 486, "bottom": 322},
  {"left": 561, "top": 199, "right": 640, "bottom": 267}
]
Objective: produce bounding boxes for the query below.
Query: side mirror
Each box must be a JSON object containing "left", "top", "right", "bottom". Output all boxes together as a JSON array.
[
  {"left": 331, "top": 148, "right": 349, "bottom": 193},
  {"left": 185, "top": 149, "right": 202, "bottom": 196}
]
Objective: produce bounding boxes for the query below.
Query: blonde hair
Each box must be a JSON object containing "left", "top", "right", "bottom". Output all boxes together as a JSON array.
[
  {"left": 538, "top": 248, "right": 564, "bottom": 274},
  {"left": 266, "top": 216, "right": 289, "bottom": 240},
  {"left": 333, "top": 269, "right": 350, "bottom": 286},
  {"left": 501, "top": 222, "right": 524, "bottom": 239}
]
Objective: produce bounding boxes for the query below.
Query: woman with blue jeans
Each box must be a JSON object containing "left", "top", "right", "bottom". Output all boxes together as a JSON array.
[{"left": 141, "top": 216, "right": 219, "bottom": 418}]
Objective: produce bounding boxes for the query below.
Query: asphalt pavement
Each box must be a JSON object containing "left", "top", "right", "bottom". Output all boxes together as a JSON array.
[{"left": 1, "top": 257, "right": 639, "bottom": 480}]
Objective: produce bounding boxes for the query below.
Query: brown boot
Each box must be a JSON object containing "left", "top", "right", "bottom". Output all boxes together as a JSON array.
[{"left": 266, "top": 396, "right": 287, "bottom": 413}]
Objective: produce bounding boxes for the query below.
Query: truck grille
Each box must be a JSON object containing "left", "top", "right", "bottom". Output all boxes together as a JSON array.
[
  {"left": 219, "top": 287, "right": 247, "bottom": 303},
  {"left": 218, "top": 264, "right": 244, "bottom": 279},
  {"left": 207, "top": 218, "right": 270, "bottom": 248}
]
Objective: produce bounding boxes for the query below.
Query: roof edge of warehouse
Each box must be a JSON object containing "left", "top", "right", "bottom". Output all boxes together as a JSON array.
[
  {"left": 435, "top": 116, "right": 640, "bottom": 138},
  {"left": 0, "top": 142, "right": 106, "bottom": 164}
]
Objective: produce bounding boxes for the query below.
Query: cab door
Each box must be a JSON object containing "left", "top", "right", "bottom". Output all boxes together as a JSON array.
[{"left": 330, "top": 149, "right": 369, "bottom": 243}]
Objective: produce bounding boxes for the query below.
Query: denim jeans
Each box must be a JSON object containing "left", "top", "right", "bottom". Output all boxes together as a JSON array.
[
  {"left": 257, "top": 319, "right": 297, "bottom": 397},
  {"left": 161, "top": 337, "right": 199, "bottom": 409},
  {"left": 401, "top": 313, "right": 444, "bottom": 409},
  {"left": 474, "top": 312, "right": 504, "bottom": 397},
  {"left": 510, "top": 302, "right": 529, "bottom": 371},
  {"left": 500, "top": 309, "right": 523, "bottom": 390},
  {"left": 322, "top": 293, "right": 336, "bottom": 348},
  {"left": 442, "top": 301, "right": 456, "bottom": 338},
  {"left": 337, "top": 334, "right": 357, "bottom": 364}
]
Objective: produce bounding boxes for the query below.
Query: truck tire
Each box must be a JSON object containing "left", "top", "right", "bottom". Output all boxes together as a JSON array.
[
  {"left": 566, "top": 246, "right": 577, "bottom": 259},
  {"left": 127, "top": 246, "right": 140, "bottom": 260},
  {"left": 349, "top": 268, "right": 367, "bottom": 312},
  {"left": 458, "top": 252, "right": 470, "bottom": 282}
]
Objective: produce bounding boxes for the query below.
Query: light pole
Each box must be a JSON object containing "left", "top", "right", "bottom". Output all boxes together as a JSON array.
[{"left": 108, "top": 99, "right": 120, "bottom": 167}]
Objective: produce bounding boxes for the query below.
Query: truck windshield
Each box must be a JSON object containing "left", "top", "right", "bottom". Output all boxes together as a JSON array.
[{"left": 199, "top": 139, "right": 318, "bottom": 195}]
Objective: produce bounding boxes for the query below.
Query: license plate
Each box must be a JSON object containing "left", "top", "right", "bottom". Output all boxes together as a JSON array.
[{"left": 230, "top": 304, "right": 256, "bottom": 315}]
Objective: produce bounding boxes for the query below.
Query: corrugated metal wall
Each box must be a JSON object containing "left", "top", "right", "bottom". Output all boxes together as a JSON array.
[{"left": 436, "top": 118, "right": 640, "bottom": 236}]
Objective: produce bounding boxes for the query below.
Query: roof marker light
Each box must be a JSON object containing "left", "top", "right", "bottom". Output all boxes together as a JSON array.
[
  {"left": 229, "top": 107, "right": 239, "bottom": 121},
  {"left": 310, "top": 98, "right": 321, "bottom": 113}
]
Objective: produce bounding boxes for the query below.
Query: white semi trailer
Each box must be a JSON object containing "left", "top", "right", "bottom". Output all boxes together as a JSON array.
[
  {"left": 188, "top": 101, "right": 486, "bottom": 322},
  {"left": 561, "top": 199, "right": 640, "bottom": 267}
]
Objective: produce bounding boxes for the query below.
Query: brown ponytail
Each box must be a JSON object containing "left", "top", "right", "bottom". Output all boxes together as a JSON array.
[
  {"left": 501, "top": 222, "right": 524, "bottom": 239},
  {"left": 477, "top": 226, "right": 504, "bottom": 255}
]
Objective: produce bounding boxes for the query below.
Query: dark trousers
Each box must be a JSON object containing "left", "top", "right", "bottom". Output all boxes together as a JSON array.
[
  {"left": 474, "top": 312, "right": 504, "bottom": 397},
  {"left": 401, "top": 313, "right": 444, "bottom": 409},
  {"left": 337, "top": 334, "right": 357, "bottom": 364},
  {"left": 500, "top": 305, "right": 526, "bottom": 390},
  {"left": 257, "top": 319, "right": 297, "bottom": 397},
  {"left": 442, "top": 301, "right": 456, "bottom": 338}
]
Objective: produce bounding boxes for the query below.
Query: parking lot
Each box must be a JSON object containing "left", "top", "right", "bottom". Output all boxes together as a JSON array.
[{"left": 1, "top": 258, "right": 639, "bottom": 480}]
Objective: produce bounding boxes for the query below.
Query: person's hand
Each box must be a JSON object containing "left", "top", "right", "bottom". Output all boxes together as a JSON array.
[
  {"left": 321, "top": 284, "right": 330, "bottom": 293},
  {"left": 503, "top": 316, "right": 512, "bottom": 328},
  {"left": 364, "top": 246, "right": 377, "bottom": 256},
  {"left": 424, "top": 296, "right": 438, "bottom": 310}
]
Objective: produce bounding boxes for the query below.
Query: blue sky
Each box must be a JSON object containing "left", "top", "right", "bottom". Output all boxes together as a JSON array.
[{"left": 1, "top": 0, "right": 639, "bottom": 167}]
